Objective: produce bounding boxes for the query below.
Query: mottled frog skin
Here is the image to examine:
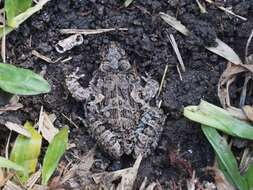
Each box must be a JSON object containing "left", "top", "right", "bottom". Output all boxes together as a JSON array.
[{"left": 65, "top": 42, "right": 166, "bottom": 159}]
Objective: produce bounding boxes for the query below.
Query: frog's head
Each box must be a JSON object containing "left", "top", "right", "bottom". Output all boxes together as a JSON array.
[{"left": 100, "top": 42, "right": 132, "bottom": 72}]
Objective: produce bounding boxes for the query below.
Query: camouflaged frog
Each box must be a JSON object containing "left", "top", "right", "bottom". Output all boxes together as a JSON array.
[{"left": 65, "top": 42, "right": 166, "bottom": 159}]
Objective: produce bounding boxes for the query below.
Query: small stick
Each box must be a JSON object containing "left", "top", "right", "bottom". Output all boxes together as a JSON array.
[
  {"left": 176, "top": 65, "right": 183, "bottom": 81},
  {"left": 60, "top": 28, "right": 128, "bottom": 35},
  {"left": 62, "top": 113, "right": 79, "bottom": 128},
  {"left": 245, "top": 29, "right": 253, "bottom": 64},
  {"left": 32, "top": 50, "right": 62, "bottom": 63},
  {"left": 158, "top": 64, "right": 169, "bottom": 97}
]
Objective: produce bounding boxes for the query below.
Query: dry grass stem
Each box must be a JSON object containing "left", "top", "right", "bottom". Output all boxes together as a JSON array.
[
  {"left": 62, "top": 113, "right": 79, "bottom": 128},
  {"left": 158, "top": 64, "right": 169, "bottom": 96},
  {"left": 168, "top": 34, "right": 186, "bottom": 72},
  {"left": 32, "top": 50, "right": 62, "bottom": 63},
  {"left": 60, "top": 28, "right": 128, "bottom": 35},
  {"left": 245, "top": 29, "right": 253, "bottom": 64},
  {"left": 204, "top": 0, "right": 247, "bottom": 21},
  {"left": 196, "top": 0, "right": 207, "bottom": 13}
]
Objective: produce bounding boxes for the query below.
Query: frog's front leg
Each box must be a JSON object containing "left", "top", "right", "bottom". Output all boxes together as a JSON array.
[
  {"left": 65, "top": 67, "right": 91, "bottom": 101},
  {"left": 133, "top": 107, "right": 166, "bottom": 158},
  {"left": 141, "top": 76, "right": 159, "bottom": 102},
  {"left": 131, "top": 75, "right": 159, "bottom": 106},
  {"left": 88, "top": 113, "right": 123, "bottom": 159}
]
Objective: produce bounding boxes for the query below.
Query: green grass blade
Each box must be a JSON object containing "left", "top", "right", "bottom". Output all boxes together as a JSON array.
[
  {"left": 243, "top": 163, "right": 253, "bottom": 189},
  {"left": 0, "top": 63, "right": 50, "bottom": 95},
  {"left": 201, "top": 125, "right": 247, "bottom": 190},
  {"left": 0, "top": 157, "right": 24, "bottom": 171},
  {"left": 124, "top": 0, "right": 134, "bottom": 7},
  {"left": 5, "top": 0, "right": 33, "bottom": 27},
  {"left": 17, "top": 0, "right": 33, "bottom": 13},
  {"left": 184, "top": 100, "right": 253, "bottom": 140},
  {"left": 42, "top": 127, "right": 68, "bottom": 185},
  {"left": 10, "top": 122, "right": 42, "bottom": 182},
  {"left": 5, "top": 0, "right": 17, "bottom": 21}
]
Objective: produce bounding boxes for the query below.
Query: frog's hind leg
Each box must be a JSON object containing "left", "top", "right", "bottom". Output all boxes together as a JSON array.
[
  {"left": 89, "top": 118, "right": 124, "bottom": 159},
  {"left": 65, "top": 67, "right": 91, "bottom": 101},
  {"left": 133, "top": 107, "right": 166, "bottom": 158}
]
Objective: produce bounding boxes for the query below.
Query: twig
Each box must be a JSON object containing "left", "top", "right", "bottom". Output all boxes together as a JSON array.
[
  {"left": 62, "top": 113, "right": 79, "bottom": 128},
  {"left": 1, "top": 10, "right": 5, "bottom": 62},
  {"left": 32, "top": 50, "right": 62, "bottom": 63},
  {"left": 59, "top": 28, "right": 128, "bottom": 35},
  {"left": 176, "top": 65, "right": 183, "bottom": 81},
  {"left": 158, "top": 64, "right": 169, "bottom": 97},
  {"left": 245, "top": 29, "right": 253, "bottom": 64}
]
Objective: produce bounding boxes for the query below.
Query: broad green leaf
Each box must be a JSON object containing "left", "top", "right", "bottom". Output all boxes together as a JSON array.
[
  {"left": 201, "top": 125, "right": 247, "bottom": 190},
  {"left": 5, "top": 0, "right": 32, "bottom": 25},
  {"left": 243, "top": 162, "right": 253, "bottom": 189},
  {"left": 0, "top": 63, "right": 50, "bottom": 95},
  {"left": 17, "top": 0, "right": 32, "bottom": 13},
  {"left": 5, "top": 0, "right": 17, "bottom": 21},
  {"left": 42, "top": 127, "right": 68, "bottom": 185},
  {"left": 10, "top": 122, "right": 42, "bottom": 182},
  {"left": 0, "top": 157, "right": 24, "bottom": 171},
  {"left": 184, "top": 100, "right": 253, "bottom": 140},
  {"left": 124, "top": 0, "right": 134, "bottom": 7}
]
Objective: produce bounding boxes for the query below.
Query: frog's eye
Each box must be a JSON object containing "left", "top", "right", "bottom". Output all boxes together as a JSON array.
[{"left": 119, "top": 60, "right": 131, "bottom": 71}]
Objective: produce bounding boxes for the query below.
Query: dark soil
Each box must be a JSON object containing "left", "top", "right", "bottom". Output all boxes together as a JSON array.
[{"left": 3, "top": 0, "right": 253, "bottom": 189}]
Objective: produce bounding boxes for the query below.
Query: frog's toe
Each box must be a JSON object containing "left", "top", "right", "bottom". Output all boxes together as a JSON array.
[{"left": 98, "top": 130, "right": 123, "bottom": 159}]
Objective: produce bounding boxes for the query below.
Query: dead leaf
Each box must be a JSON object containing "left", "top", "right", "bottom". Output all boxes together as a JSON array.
[
  {"left": 218, "top": 62, "right": 253, "bottom": 108},
  {"left": 38, "top": 109, "right": 59, "bottom": 143},
  {"left": 206, "top": 164, "right": 236, "bottom": 190},
  {"left": 205, "top": 38, "right": 242, "bottom": 65},
  {"left": 243, "top": 105, "right": 253, "bottom": 122},
  {"left": 3, "top": 180, "right": 23, "bottom": 190},
  {"left": 5, "top": 121, "right": 31, "bottom": 137},
  {"left": 92, "top": 154, "right": 143, "bottom": 190},
  {"left": 25, "top": 169, "right": 41, "bottom": 189},
  {"left": 0, "top": 96, "right": 23, "bottom": 115}
]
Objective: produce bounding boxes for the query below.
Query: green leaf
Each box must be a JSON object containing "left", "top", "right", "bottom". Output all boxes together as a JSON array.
[
  {"left": 244, "top": 162, "right": 253, "bottom": 189},
  {"left": 17, "top": 0, "right": 32, "bottom": 13},
  {"left": 10, "top": 122, "right": 42, "bottom": 182},
  {"left": 5, "top": 0, "right": 32, "bottom": 24},
  {"left": 124, "top": 0, "right": 134, "bottom": 7},
  {"left": 201, "top": 125, "right": 247, "bottom": 190},
  {"left": 42, "top": 127, "right": 68, "bottom": 185},
  {"left": 0, "top": 63, "right": 50, "bottom": 95},
  {"left": 5, "top": 0, "right": 17, "bottom": 21},
  {"left": 0, "top": 157, "right": 24, "bottom": 171},
  {"left": 184, "top": 100, "right": 253, "bottom": 140}
]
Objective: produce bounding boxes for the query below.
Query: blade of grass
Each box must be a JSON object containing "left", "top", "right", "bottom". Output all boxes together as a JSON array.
[
  {"left": 0, "top": 0, "right": 51, "bottom": 38},
  {"left": 201, "top": 125, "right": 247, "bottom": 190},
  {"left": 0, "top": 157, "right": 24, "bottom": 171},
  {"left": 184, "top": 100, "right": 253, "bottom": 140},
  {"left": 5, "top": 0, "right": 17, "bottom": 21},
  {"left": 124, "top": 0, "right": 134, "bottom": 7},
  {"left": 243, "top": 163, "right": 253, "bottom": 189},
  {"left": 0, "top": 63, "right": 50, "bottom": 95},
  {"left": 10, "top": 122, "right": 42, "bottom": 183},
  {"left": 42, "top": 127, "right": 68, "bottom": 185},
  {"left": 7, "top": 0, "right": 50, "bottom": 28},
  {"left": 17, "top": 0, "right": 33, "bottom": 13}
]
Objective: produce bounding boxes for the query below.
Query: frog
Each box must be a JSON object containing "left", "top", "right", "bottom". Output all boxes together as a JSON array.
[{"left": 65, "top": 42, "right": 166, "bottom": 159}]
